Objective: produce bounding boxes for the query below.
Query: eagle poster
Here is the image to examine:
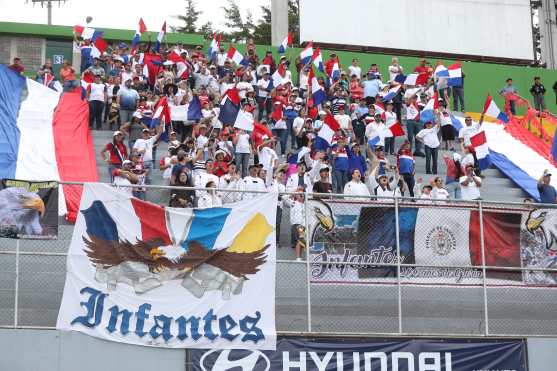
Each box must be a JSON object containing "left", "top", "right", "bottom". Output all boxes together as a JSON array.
[
  {"left": 57, "top": 183, "right": 277, "bottom": 349},
  {"left": 0, "top": 179, "right": 58, "bottom": 239}
]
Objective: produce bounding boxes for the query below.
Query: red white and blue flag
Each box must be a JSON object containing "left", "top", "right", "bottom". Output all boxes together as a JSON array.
[
  {"left": 227, "top": 46, "right": 248, "bottom": 67},
  {"left": 155, "top": 21, "right": 166, "bottom": 53},
  {"left": 482, "top": 95, "right": 509, "bottom": 123},
  {"left": 309, "top": 67, "right": 326, "bottom": 106},
  {"left": 208, "top": 32, "right": 220, "bottom": 60},
  {"left": 272, "top": 62, "right": 287, "bottom": 88},
  {"left": 277, "top": 32, "right": 292, "bottom": 53},
  {"left": 318, "top": 113, "right": 341, "bottom": 145},
  {"left": 74, "top": 25, "right": 103, "bottom": 42},
  {"left": 329, "top": 61, "right": 340, "bottom": 81},
  {"left": 381, "top": 85, "right": 401, "bottom": 102},
  {"left": 470, "top": 130, "right": 491, "bottom": 170},
  {"left": 300, "top": 42, "right": 313, "bottom": 65},
  {"left": 166, "top": 51, "right": 189, "bottom": 80},
  {"left": 131, "top": 18, "right": 147, "bottom": 55},
  {"left": 447, "top": 62, "right": 463, "bottom": 87},
  {"left": 404, "top": 73, "right": 429, "bottom": 86},
  {"left": 420, "top": 92, "right": 439, "bottom": 123},
  {"left": 218, "top": 88, "right": 254, "bottom": 131},
  {"left": 312, "top": 47, "right": 324, "bottom": 73}
]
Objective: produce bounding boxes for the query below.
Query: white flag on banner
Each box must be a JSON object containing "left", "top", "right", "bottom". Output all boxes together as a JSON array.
[{"left": 56, "top": 183, "right": 277, "bottom": 349}]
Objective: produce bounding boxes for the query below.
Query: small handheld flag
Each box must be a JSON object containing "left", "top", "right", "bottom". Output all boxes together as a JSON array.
[
  {"left": 277, "top": 32, "right": 292, "bottom": 53},
  {"left": 155, "top": 22, "right": 166, "bottom": 53},
  {"left": 482, "top": 95, "right": 509, "bottom": 123}
]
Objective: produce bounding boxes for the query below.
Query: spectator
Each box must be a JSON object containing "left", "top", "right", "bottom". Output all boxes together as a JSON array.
[
  {"left": 383, "top": 102, "right": 397, "bottom": 155},
  {"left": 431, "top": 177, "right": 450, "bottom": 200},
  {"left": 286, "top": 162, "right": 313, "bottom": 192},
  {"left": 530, "top": 77, "right": 546, "bottom": 113},
  {"left": 537, "top": 170, "right": 557, "bottom": 204},
  {"left": 133, "top": 124, "right": 164, "bottom": 184},
  {"left": 500, "top": 78, "right": 518, "bottom": 115},
  {"left": 414, "top": 58, "right": 428, "bottom": 74},
  {"left": 335, "top": 105, "right": 352, "bottom": 139},
  {"left": 8, "top": 57, "right": 24, "bottom": 74},
  {"left": 112, "top": 160, "right": 138, "bottom": 196},
  {"left": 233, "top": 129, "right": 252, "bottom": 178},
  {"left": 117, "top": 79, "right": 140, "bottom": 126},
  {"left": 87, "top": 74, "right": 106, "bottom": 130},
  {"left": 240, "top": 164, "right": 267, "bottom": 200},
  {"left": 458, "top": 116, "right": 480, "bottom": 152},
  {"left": 368, "top": 165, "right": 400, "bottom": 201},
  {"left": 348, "top": 143, "right": 366, "bottom": 180},
  {"left": 121, "top": 112, "right": 148, "bottom": 151},
  {"left": 130, "top": 153, "right": 147, "bottom": 200},
  {"left": 348, "top": 58, "right": 361, "bottom": 79},
  {"left": 397, "top": 140, "right": 416, "bottom": 197},
  {"left": 101, "top": 131, "right": 128, "bottom": 181},
  {"left": 60, "top": 60, "right": 78, "bottom": 92},
  {"left": 416, "top": 120, "right": 440, "bottom": 175},
  {"left": 361, "top": 73, "right": 381, "bottom": 105},
  {"left": 313, "top": 166, "right": 333, "bottom": 195},
  {"left": 344, "top": 169, "right": 370, "bottom": 198},
  {"left": 388, "top": 57, "right": 403, "bottom": 81},
  {"left": 405, "top": 94, "right": 424, "bottom": 156},
  {"left": 169, "top": 171, "right": 194, "bottom": 208},
  {"left": 197, "top": 181, "right": 222, "bottom": 208},
  {"left": 439, "top": 102, "right": 456, "bottom": 151},
  {"left": 452, "top": 68, "right": 465, "bottom": 112},
  {"left": 332, "top": 136, "right": 350, "bottom": 193},
  {"left": 35, "top": 59, "right": 53, "bottom": 85},
  {"left": 285, "top": 188, "right": 306, "bottom": 261},
  {"left": 459, "top": 164, "right": 482, "bottom": 200},
  {"left": 193, "top": 160, "right": 220, "bottom": 199},
  {"left": 443, "top": 153, "right": 463, "bottom": 199},
  {"left": 87, "top": 57, "right": 105, "bottom": 79}
]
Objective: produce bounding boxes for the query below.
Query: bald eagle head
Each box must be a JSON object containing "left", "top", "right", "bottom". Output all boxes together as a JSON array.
[
  {"left": 526, "top": 209, "right": 557, "bottom": 251},
  {"left": 305, "top": 199, "right": 335, "bottom": 245},
  {"left": 0, "top": 187, "right": 45, "bottom": 236}
]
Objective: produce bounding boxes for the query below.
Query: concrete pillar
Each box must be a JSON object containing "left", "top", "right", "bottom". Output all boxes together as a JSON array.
[
  {"left": 539, "top": 0, "right": 557, "bottom": 68},
  {"left": 271, "top": 0, "right": 289, "bottom": 46}
]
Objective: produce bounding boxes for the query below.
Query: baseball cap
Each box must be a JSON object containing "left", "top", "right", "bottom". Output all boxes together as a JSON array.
[
  {"left": 142, "top": 128, "right": 150, "bottom": 133},
  {"left": 319, "top": 166, "right": 330, "bottom": 172},
  {"left": 122, "top": 160, "right": 132, "bottom": 165},
  {"left": 113, "top": 131, "right": 123, "bottom": 137}
]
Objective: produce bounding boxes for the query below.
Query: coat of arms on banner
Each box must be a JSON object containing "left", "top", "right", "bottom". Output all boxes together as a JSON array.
[{"left": 57, "top": 184, "right": 277, "bottom": 349}]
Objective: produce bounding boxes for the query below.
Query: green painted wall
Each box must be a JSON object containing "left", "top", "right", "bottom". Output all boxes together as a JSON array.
[{"left": 1, "top": 21, "right": 556, "bottom": 114}]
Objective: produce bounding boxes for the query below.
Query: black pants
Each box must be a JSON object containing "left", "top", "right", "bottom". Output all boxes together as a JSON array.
[
  {"left": 89, "top": 100, "right": 104, "bottom": 129},
  {"left": 385, "top": 137, "right": 395, "bottom": 155},
  {"left": 425, "top": 146, "right": 438, "bottom": 174},
  {"left": 402, "top": 173, "right": 415, "bottom": 197},
  {"left": 276, "top": 207, "right": 282, "bottom": 244}
]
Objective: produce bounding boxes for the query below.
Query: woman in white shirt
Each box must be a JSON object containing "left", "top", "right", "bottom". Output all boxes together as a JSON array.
[
  {"left": 233, "top": 129, "right": 251, "bottom": 178},
  {"left": 197, "top": 181, "right": 223, "bottom": 208},
  {"left": 383, "top": 102, "right": 398, "bottom": 155},
  {"left": 431, "top": 177, "right": 450, "bottom": 201},
  {"left": 343, "top": 169, "right": 371, "bottom": 199},
  {"left": 416, "top": 120, "right": 440, "bottom": 174},
  {"left": 388, "top": 57, "right": 404, "bottom": 82}
]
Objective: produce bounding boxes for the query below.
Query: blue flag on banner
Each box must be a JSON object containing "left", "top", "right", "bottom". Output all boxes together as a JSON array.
[
  {"left": 187, "top": 95, "right": 202, "bottom": 122},
  {"left": 552, "top": 127, "right": 557, "bottom": 163}
]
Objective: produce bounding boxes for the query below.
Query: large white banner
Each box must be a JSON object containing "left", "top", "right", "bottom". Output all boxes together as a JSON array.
[{"left": 57, "top": 184, "right": 277, "bottom": 349}]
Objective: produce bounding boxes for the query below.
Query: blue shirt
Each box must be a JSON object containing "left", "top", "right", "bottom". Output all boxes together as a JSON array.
[
  {"left": 362, "top": 79, "right": 381, "bottom": 98},
  {"left": 117, "top": 87, "right": 140, "bottom": 111},
  {"left": 538, "top": 183, "right": 557, "bottom": 204}
]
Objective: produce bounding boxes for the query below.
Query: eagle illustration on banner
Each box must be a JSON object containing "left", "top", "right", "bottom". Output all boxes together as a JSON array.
[{"left": 79, "top": 186, "right": 273, "bottom": 299}]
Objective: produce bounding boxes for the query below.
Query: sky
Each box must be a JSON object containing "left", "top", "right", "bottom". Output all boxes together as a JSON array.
[{"left": 0, "top": 0, "right": 270, "bottom": 31}]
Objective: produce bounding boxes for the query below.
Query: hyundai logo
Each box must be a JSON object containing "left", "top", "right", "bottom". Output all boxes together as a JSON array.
[{"left": 200, "top": 349, "right": 270, "bottom": 371}]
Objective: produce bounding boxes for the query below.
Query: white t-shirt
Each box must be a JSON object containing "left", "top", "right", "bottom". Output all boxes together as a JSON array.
[
  {"left": 240, "top": 176, "right": 267, "bottom": 200},
  {"left": 335, "top": 114, "right": 352, "bottom": 131},
  {"left": 121, "top": 71, "right": 133, "bottom": 84},
  {"left": 348, "top": 65, "right": 361, "bottom": 79},
  {"left": 458, "top": 123, "right": 480, "bottom": 146},
  {"left": 432, "top": 187, "right": 450, "bottom": 200},
  {"left": 217, "top": 52, "right": 227, "bottom": 66},
  {"left": 236, "top": 81, "right": 253, "bottom": 100},
  {"left": 133, "top": 136, "right": 157, "bottom": 162},
  {"left": 293, "top": 117, "right": 305, "bottom": 135},
  {"left": 236, "top": 133, "right": 251, "bottom": 153},
  {"left": 416, "top": 126, "right": 440, "bottom": 148},
  {"left": 343, "top": 181, "right": 370, "bottom": 199},
  {"left": 88, "top": 83, "right": 105, "bottom": 102},
  {"left": 459, "top": 175, "right": 482, "bottom": 200},
  {"left": 258, "top": 146, "right": 278, "bottom": 174},
  {"left": 439, "top": 111, "right": 452, "bottom": 126},
  {"left": 196, "top": 135, "right": 209, "bottom": 151},
  {"left": 388, "top": 64, "right": 403, "bottom": 81},
  {"left": 406, "top": 103, "right": 420, "bottom": 121},
  {"left": 299, "top": 71, "right": 309, "bottom": 90},
  {"left": 257, "top": 79, "right": 272, "bottom": 98}
]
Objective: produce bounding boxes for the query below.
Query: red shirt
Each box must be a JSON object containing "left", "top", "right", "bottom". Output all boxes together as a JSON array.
[
  {"left": 105, "top": 142, "right": 128, "bottom": 165},
  {"left": 414, "top": 65, "right": 428, "bottom": 74},
  {"left": 8, "top": 64, "right": 24, "bottom": 74},
  {"left": 213, "top": 161, "right": 229, "bottom": 177}
]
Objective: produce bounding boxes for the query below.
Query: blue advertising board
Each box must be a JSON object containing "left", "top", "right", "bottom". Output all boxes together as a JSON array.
[{"left": 191, "top": 336, "right": 526, "bottom": 371}]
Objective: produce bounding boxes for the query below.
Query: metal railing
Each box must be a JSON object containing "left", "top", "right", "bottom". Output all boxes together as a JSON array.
[{"left": 1, "top": 181, "right": 557, "bottom": 337}]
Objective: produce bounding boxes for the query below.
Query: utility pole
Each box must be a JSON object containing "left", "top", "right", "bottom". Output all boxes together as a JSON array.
[{"left": 26, "top": 0, "right": 67, "bottom": 25}]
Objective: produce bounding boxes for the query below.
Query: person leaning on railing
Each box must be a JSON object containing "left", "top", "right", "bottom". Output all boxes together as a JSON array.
[
  {"left": 537, "top": 170, "right": 557, "bottom": 204},
  {"left": 459, "top": 164, "right": 482, "bottom": 200}
]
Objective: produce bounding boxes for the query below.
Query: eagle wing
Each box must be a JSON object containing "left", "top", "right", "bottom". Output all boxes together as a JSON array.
[
  {"left": 83, "top": 236, "right": 167, "bottom": 270},
  {"left": 208, "top": 245, "right": 269, "bottom": 278}
]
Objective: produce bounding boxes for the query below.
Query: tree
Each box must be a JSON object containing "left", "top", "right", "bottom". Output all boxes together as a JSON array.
[
  {"left": 198, "top": 21, "right": 214, "bottom": 41},
  {"left": 242, "top": 10, "right": 256, "bottom": 41},
  {"left": 252, "top": 5, "right": 272, "bottom": 45},
  {"left": 221, "top": 0, "right": 244, "bottom": 42},
  {"left": 172, "top": 0, "right": 201, "bottom": 34}
]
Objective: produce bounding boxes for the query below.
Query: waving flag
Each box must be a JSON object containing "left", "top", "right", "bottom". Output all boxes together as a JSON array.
[
  {"left": 330, "top": 61, "right": 340, "bottom": 81},
  {"left": 420, "top": 92, "right": 438, "bottom": 123},
  {"left": 252, "top": 122, "right": 273, "bottom": 148},
  {"left": 389, "top": 121, "right": 405, "bottom": 137},
  {"left": 483, "top": 95, "right": 509, "bottom": 123},
  {"left": 382, "top": 85, "right": 401, "bottom": 102},
  {"left": 208, "top": 32, "right": 219, "bottom": 60},
  {"left": 131, "top": 18, "right": 147, "bottom": 55},
  {"left": 470, "top": 130, "right": 491, "bottom": 170},
  {"left": 318, "top": 113, "right": 341, "bottom": 145},
  {"left": 74, "top": 25, "right": 103, "bottom": 42},
  {"left": 143, "top": 52, "right": 163, "bottom": 86},
  {"left": 447, "top": 62, "right": 463, "bottom": 87},
  {"left": 300, "top": 42, "right": 313, "bottom": 65},
  {"left": 450, "top": 114, "right": 463, "bottom": 131},
  {"left": 404, "top": 73, "right": 428, "bottom": 86},
  {"left": 167, "top": 51, "right": 189, "bottom": 79},
  {"left": 218, "top": 88, "right": 254, "bottom": 131},
  {"left": 309, "top": 67, "right": 326, "bottom": 106},
  {"left": 155, "top": 21, "right": 166, "bottom": 53},
  {"left": 227, "top": 46, "right": 248, "bottom": 67},
  {"left": 90, "top": 37, "right": 107, "bottom": 59},
  {"left": 151, "top": 96, "right": 171, "bottom": 128},
  {"left": 277, "top": 32, "right": 292, "bottom": 53},
  {"left": 272, "top": 62, "right": 287, "bottom": 88},
  {"left": 312, "top": 47, "right": 324, "bottom": 73}
]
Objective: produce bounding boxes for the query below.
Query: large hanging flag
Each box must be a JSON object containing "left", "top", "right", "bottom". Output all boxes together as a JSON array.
[
  {"left": 312, "top": 47, "right": 324, "bottom": 73},
  {"left": 482, "top": 95, "right": 509, "bottom": 123},
  {"left": 131, "top": 18, "right": 147, "bottom": 55},
  {"left": 470, "top": 130, "right": 491, "bottom": 170},
  {"left": 300, "top": 42, "right": 313, "bottom": 65},
  {"left": 309, "top": 67, "right": 326, "bottom": 106},
  {"left": 155, "top": 21, "right": 166, "bottom": 53},
  {"left": 208, "top": 32, "right": 220, "bottom": 60},
  {"left": 277, "top": 32, "right": 292, "bottom": 53},
  {"left": 56, "top": 183, "right": 277, "bottom": 349},
  {"left": 226, "top": 46, "right": 249, "bottom": 67}
]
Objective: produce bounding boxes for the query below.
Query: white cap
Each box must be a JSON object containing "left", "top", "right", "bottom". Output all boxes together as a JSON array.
[
  {"left": 295, "top": 97, "right": 303, "bottom": 104},
  {"left": 453, "top": 153, "right": 462, "bottom": 162},
  {"left": 113, "top": 130, "right": 123, "bottom": 137},
  {"left": 318, "top": 110, "right": 326, "bottom": 116},
  {"left": 132, "top": 111, "right": 142, "bottom": 119}
]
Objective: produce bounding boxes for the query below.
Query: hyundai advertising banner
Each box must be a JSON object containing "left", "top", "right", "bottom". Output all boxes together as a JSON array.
[{"left": 191, "top": 336, "right": 526, "bottom": 371}]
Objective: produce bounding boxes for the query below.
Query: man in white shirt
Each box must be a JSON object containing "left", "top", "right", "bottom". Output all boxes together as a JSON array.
[
  {"left": 458, "top": 116, "right": 480, "bottom": 151},
  {"left": 416, "top": 120, "right": 440, "bottom": 174},
  {"left": 256, "top": 72, "right": 272, "bottom": 120},
  {"left": 240, "top": 165, "right": 267, "bottom": 200},
  {"left": 348, "top": 59, "right": 361, "bottom": 79},
  {"left": 219, "top": 163, "right": 241, "bottom": 204},
  {"left": 258, "top": 140, "right": 279, "bottom": 186},
  {"left": 112, "top": 160, "right": 138, "bottom": 196},
  {"left": 194, "top": 160, "right": 220, "bottom": 199},
  {"left": 460, "top": 164, "right": 482, "bottom": 200},
  {"left": 133, "top": 124, "right": 163, "bottom": 184},
  {"left": 334, "top": 105, "right": 352, "bottom": 139},
  {"left": 286, "top": 162, "right": 313, "bottom": 192},
  {"left": 365, "top": 115, "right": 386, "bottom": 148}
]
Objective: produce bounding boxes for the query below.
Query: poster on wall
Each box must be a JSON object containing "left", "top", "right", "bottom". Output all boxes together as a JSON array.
[
  {"left": 308, "top": 201, "right": 557, "bottom": 287},
  {"left": 191, "top": 336, "right": 527, "bottom": 371},
  {"left": 0, "top": 179, "right": 58, "bottom": 239},
  {"left": 56, "top": 183, "right": 277, "bottom": 349}
]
